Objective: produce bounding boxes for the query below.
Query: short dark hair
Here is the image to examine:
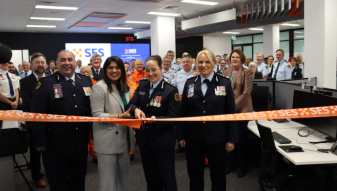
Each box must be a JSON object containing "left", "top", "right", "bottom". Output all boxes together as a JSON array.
[
  {"left": 102, "top": 56, "right": 129, "bottom": 94},
  {"left": 30, "top": 52, "right": 46, "bottom": 62},
  {"left": 146, "top": 55, "right": 162, "bottom": 68},
  {"left": 229, "top": 49, "right": 246, "bottom": 64}
]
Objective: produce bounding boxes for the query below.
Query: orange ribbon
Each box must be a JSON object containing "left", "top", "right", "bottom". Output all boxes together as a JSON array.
[{"left": 1, "top": 105, "right": 337, "bottom": 129}]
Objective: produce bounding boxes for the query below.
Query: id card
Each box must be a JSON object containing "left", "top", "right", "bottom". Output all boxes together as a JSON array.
[
  {"left": 187, "top": 84, "right": 195, "bottom": 98},
  {"left": 214, "top": 86, "right": 226, "bottom": 96},
  {"left": 53, "top": 84, "right": 63, "bottom": 99}
]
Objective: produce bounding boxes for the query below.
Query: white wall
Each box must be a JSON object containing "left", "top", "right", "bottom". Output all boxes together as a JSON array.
[
  {"left": 203, "top": 33, "right": 232, "bottom": 56},
  {"left": 151, "top": 16, "right": 176, "bottom": 58},
  {"left": 304, "top": 0, "right": 337, "bottom": 88},
  {"left": 10, "top": 49, "right": 29, "bottom": 68}
]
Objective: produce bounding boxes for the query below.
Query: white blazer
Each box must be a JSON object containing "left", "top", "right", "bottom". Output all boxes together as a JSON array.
[{"left": 90, "top": 80, "right": 134, "bottom": 154}]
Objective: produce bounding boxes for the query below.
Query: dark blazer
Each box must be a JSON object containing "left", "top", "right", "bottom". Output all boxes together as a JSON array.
[
  {"left": 91, "top": 67, "right": 103, "bottom": 81},
  {"left": 128, "top": 79, "right": 180, "bottom": 150},
  {"left": 20, "top": 74, "right": 42, "bottom": 112},
  {"left": 30, "top": 72, "right": 92, "bottom": 153},
  {"left": 178, "top": 73, "right": 238, "bottom": 144}
]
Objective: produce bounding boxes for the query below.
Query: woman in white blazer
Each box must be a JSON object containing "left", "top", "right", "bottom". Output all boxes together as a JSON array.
[{"left": 90, "top": 56, "right": 133, "bottom": 191}]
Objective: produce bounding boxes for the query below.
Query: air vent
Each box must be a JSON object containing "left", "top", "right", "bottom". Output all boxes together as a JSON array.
[{"left": 70, "top": 12, "right": 127, "bottom": 29}]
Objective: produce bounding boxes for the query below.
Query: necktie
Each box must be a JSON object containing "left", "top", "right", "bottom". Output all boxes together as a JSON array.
[
  {"left": 203, "top": 79, "right": 210, "bottom": 96},
  {"left": 68, "top": 79, "right": 75, "bottom": 86},
  {"left": 273, "top": 62, "right": 280, "bottom": 80},
  {"left": 149, "top": 84, "right": 154, "bottom": 97},
  {"left": 6, "top": 73, "right": 14, "bottom": 97},
  {"left": 25, "top": 71, "right": 28, "bottom": 77}
]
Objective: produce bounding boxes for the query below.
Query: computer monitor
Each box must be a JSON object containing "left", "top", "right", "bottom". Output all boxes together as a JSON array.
[{"left": 293, "top": 90, "right": 337, "bottom": 139}]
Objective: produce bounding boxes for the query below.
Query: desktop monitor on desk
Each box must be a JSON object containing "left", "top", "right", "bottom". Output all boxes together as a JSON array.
[{"left": 292, "top": 90, "right": 337, "bottom": 140}]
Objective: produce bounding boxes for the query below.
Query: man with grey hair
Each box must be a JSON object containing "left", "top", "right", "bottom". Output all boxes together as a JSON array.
[
  {"left": 255, "top": 53, "right": 269, "bottom": 79},
  {"left": 31, "top": 50, "right": 92, "bottom": 191},
  {"left": 19, "top": 61, "right": 32, "bottom": 78}
]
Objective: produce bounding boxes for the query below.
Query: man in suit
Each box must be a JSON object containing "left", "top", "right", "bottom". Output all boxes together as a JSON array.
[
  {"left": 178, "top": 49, "right": 237, "bottom": 191},
  {"left": 31, "top": 50, "right": 92, "bottom": 191},
  {"left": 90, "top": 53, "right": 103, "bottom": 81},
  {"left": 20, "top": 52, "right": 48, "bottom": 188}
]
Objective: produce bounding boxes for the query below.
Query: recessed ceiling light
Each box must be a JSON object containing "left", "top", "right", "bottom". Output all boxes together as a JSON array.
[
  {"left": 26, "top": 25, "right": 56, "bottom": 28},
  {"left": 280, "top": 23, "right": 301, "bottom": 27},
  {"left": 181, "top": 0, "right": 219, "bottom": 6},
  {"left": 248, "top": 27, "right": 264, "bottom": 31},
  {"left": 125, "top": 20, "right": 151, "bottom": 25},
  {"left": 108, "top": 27, "right": 133, "bottom": 30},
  {"left": 35, "top": 5, "right": 79, "bottom": 11},
  {"left": 223, "top": 31, "right": 240, "bottom": 35},
  {"left": 148, "top": 11, "right": 181, "bottom": 17},
  {"left": 30, "top": 17, "right": 65, "bottom": 21}
]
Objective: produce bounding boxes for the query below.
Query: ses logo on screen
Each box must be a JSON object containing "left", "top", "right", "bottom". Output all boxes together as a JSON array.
[{"left": 65, "top": 43, "right": 111, "bottom": 66}]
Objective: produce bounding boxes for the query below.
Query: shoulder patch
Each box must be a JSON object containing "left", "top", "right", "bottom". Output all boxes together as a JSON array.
[{"left": 174, "top": 93, "right": 182, "bottom": 102}]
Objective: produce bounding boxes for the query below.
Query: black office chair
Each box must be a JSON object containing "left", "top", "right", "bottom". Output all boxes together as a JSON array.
[
  {"left": 0, "top": 128, "right": 32, "bottom": 191},
  {"left": 256, "top": 122, "right": 294, "bottom": 191}
]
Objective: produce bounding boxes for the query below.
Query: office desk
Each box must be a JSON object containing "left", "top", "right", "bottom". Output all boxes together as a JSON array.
[{"left": 248, "top": 120, "right": 337, "bottom": 165}]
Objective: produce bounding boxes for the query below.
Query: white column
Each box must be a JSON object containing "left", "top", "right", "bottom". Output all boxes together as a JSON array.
[
  {"left": 203, "top": 33, "right": 232, "bottom": 55},
  {"left": 304, "top": 0, "right": 337, "bottom": 88},
  {"left": 150, "top": 16, "right": 176, "bottom": 58},
  {"left": 263, "top": 24, "right": 280, "bottom": 56}
]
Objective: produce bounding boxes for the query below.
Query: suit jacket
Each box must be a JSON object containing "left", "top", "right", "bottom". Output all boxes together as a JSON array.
[
  {"left": 232, "top": 68, "right": 253, "bottom": 113},
  {"left": 128, "top": 79, "right": 180, "bottom": 150},
  {"left": 90, "top": 80, "right": 134, "bottom": 154},
  {"left": 91, "top": 67, "right": 103, "bottom": 81},
  {"left": 178, "top": 73, "right": 238, "bottom": 144},
  {"left": 30, "top": 72, "right": 92, "bottom": 154},
  {"left": 20, "top": 74, "right": 40, "bottom": 112}
]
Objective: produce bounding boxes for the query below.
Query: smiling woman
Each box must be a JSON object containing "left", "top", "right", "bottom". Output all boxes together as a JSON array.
[{"left": 90, "top": 56, "right": 134, "bottom": 191}]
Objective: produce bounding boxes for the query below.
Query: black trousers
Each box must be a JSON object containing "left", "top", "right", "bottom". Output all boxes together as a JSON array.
[
  {"left": 185, "top": 141, "right": 227, "bottom": 191},
  {"left": 138, "top": 143, "right": 177, "bottom": 191},
  {"left": 45, "top": 149, "right": 87, "bottom": 191},
  {"left": 28, "top": 127, "right": 46, "bottom": 181}
]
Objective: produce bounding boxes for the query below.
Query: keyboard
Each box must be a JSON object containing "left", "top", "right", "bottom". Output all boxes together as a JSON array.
[{"left": 272, "top": 132, "right": 292, "bottom": 144}]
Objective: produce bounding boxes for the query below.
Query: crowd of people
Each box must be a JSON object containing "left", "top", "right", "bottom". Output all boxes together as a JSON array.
[{"left": 0, "top": 42, "right": 305, "bottom": 191}]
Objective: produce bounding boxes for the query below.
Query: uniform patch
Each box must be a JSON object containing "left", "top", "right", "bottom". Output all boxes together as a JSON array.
[
  {"left": 214, "top": 86, "right": 226, "bottom": 96},
  {"left": 174, "top": 93, "right": 182, "bottom": 102},
  {"left": 150, "top": 96, "right": 162, "bottom": 108}
]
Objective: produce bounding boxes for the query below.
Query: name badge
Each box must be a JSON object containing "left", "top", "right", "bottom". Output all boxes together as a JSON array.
[
  {"left": 83, "top": 87, "right": 92, "bottom": 96},
  {"left": 53, "top": 84, "right": 63, "bottom": 99},
  {"left": 150, "top": 96, "right": 162, "bottom": 108},
  {"left": 214, "top": 86, "right": 226, "bottom": 96},
  {"left": 187, "top": 84, "right": 194, "bottom": 98}
]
